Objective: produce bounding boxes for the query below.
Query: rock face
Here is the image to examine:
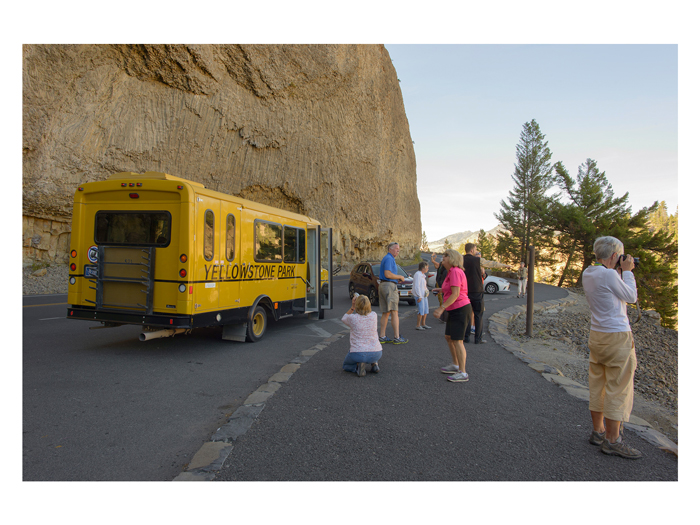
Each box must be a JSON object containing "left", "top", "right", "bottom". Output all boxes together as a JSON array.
[{"left": 22, "top": 44, "right": 420, "bottom": 266}]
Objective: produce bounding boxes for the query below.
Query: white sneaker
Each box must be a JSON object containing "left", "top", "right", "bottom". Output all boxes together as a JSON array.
[
  {"left": 440, "top": 364, "right": 460, "bottom": 374},
  {"left": 415, "top": 326, "right": 425, "bottom": 330},
  {"left": 447, "top": 372, "right": 469, "bottom": 383}
]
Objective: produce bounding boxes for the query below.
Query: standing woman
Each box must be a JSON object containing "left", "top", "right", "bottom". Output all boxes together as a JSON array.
[
  {"left": 433, "top": 248, "right": 472, "bottom": 382},
  {"left": 517, "top": 261, "right": 527, "bottom": 298}
]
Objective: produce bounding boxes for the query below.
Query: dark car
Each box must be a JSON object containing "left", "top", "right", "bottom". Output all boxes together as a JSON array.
[{"left": 348, "top": 262, "right": 415, "bottom": 306}]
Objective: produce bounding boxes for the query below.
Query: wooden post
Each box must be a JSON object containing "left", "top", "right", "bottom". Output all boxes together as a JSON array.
[{"left": 525, "top": 245, "right": 535, "bottom": 337}]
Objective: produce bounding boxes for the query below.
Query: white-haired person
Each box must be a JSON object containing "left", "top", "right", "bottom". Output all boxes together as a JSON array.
[
  {"left": 432, "top": 248, "right": 472, "bottom": 382},
  {"left": 341, "top": 294, "right": 382, "bottom": 376},
  {"left": 412, "top": 261, "right": 431, "bottom": 330},
  {"left": 582, "top": 236, "right": 641, "bottom": 459}
]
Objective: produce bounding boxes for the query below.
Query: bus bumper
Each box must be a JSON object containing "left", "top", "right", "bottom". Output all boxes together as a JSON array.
[{"left": 67, "top": 306, "right": 193, "bottom": 329}]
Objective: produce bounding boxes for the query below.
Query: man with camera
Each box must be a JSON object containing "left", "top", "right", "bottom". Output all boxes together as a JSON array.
[{"left": 582, "top": 236, "right": 641, "bottom": 459}]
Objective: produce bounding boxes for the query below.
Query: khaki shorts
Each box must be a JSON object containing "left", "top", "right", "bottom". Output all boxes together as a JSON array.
[
  {"left": 378, "top": 281, "right": 399, "bottom": 312},
  {"left": 588, "top": 330, "right": 637, "bottom": 422}
]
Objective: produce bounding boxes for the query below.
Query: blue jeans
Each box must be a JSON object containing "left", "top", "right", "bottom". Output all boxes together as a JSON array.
[{"left": 342, "top": 351, "right": 383, "bottom": 372}]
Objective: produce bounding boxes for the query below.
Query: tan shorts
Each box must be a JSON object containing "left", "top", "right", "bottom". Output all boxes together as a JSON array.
[
  {"left": 378, "top": 281, "right": 399, "bottom": 312},
  {"left": 588, "top": 330, "right": 637, "bottom": 422}
]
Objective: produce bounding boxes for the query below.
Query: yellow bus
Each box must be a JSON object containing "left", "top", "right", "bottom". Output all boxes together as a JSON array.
[{"left": 66, "top": 172, "right": 333, "bottom": 342}]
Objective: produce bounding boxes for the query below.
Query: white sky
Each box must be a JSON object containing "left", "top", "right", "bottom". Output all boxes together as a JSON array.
[{"left": 385, "top": 44, "right": 679, "bottom": 242}]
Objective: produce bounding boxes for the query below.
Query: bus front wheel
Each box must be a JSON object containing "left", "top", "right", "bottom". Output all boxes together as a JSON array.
[{"left": 246, "top": 305, "right": 268, "bottom": 342}]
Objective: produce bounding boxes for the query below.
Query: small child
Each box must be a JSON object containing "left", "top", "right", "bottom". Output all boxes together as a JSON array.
[{"left": 412, "top": 261, "right": 431, "bottom": 330}]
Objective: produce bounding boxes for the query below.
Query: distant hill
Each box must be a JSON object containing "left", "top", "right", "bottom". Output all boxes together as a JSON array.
[{"left": 426, "top": 225, "right": 504, "bottom": 252}]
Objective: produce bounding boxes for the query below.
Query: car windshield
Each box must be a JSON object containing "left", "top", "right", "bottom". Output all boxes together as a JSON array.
[{"left": 372, "top": 264, "right": 409, "bottom": 278}]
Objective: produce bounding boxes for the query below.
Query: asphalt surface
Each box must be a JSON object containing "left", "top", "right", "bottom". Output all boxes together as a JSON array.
[{"left": 213, "top": 282, "right": 678, "bottom": 481}]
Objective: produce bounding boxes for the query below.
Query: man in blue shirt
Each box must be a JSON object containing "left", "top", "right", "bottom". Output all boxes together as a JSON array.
[{"left": 378, "top": 242, "right": 408, "bottom": 344}]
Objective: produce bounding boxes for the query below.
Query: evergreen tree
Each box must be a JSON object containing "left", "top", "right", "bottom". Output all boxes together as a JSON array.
[
  {"left": 535, "top": 158, "right": 677, "bottom": 327},
  {"left": 495, "top": 119, "right": 555, "bottom": 265},
  {"left": 420, "top": 231, "right": 430, "bottom": 252},
  {"left": 476, "top": 229, "right": 496, "bottom": 260},
  {"left": 535, "top": 159, "right": 631, "bottom": 286}
]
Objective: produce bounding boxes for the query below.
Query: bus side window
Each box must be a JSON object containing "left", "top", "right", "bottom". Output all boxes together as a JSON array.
[
  {"left": 298, "top": 228, "right": 306, "bottom": 263},
  {"left": 226, "top": 214, "right": 235, "bottom": 261},
  {"left": 204, "top": 210, "right": 214, "bottom": 261},
  {"left": 255, "top": 220, "right": 282, "bottom": 262},
  {"left": 283, "top": 226, "right": 297, "bottom": 263}
]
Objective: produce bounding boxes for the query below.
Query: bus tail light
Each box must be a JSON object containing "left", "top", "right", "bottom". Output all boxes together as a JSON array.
[
  {"left": 129, "top": 193, "right": 139, "bottom": 199},
  {"left": 180, "top": 254, "right": 187, "bottom": 263},
  {"left": 70, "top": 263, "right": 76, "bottom": 271},
  {"left": 179, "top": 269, "right": 187, "bottom": 278},
  {"left": 71, "top": 250, "right": 77, "bottom": 258}
]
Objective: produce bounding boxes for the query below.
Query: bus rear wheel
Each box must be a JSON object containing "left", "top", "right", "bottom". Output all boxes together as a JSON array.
[{"left": 246, "top": 305, "right": 268, "bottom": 342}]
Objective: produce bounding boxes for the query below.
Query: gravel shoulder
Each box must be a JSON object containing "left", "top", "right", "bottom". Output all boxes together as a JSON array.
[{"left": 508, "top": 290, "right": 678, "bottom": 444}]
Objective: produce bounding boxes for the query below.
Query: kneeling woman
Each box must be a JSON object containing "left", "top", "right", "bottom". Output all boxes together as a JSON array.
[
  {"left": 341, "top": 294, "right": 382, "bottom": 376},
  {"left": 433, "top": 248, "right": 472, "bottom": 382}
]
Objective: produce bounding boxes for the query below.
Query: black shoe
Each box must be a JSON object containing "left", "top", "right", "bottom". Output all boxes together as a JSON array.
[
  {"left": 370, "top": 363, "right": 380, "bottom": 373},
  {"left": 464, "top": 338, "right": 470, "bottom": 344},
  {"left": 356, "top": 363, "right": 366, "bottom": 377}
]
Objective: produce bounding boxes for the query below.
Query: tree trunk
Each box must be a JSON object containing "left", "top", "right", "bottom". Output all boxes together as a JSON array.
[{"left": 557, "top": 243, "right": 577, "bottom": 287}]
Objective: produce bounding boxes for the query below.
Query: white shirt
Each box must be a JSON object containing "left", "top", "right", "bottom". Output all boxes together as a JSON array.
[
  {"left": 412, "top": 271, "right": 427, "bottom": 300},
  {"left": 582, "top": 264, "right": 637, "bottom": 333}
]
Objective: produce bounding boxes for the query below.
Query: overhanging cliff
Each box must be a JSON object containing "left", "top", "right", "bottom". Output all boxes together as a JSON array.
[{"left": 22, "top": 44, "right": 420, "bottom": 265}]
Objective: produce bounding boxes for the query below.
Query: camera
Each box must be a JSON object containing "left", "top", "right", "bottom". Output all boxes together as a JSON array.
[{"left": 616, "top": 254, "right": 640, "bottom": 268}]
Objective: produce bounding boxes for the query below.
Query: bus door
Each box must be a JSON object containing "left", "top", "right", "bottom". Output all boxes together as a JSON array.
[
  {"left": 194, "top": 195, "right": 220, "bottom": 312},
  {"left": 320, "top": 227, "right": 333, "bottom": 313},
  {"left": 306, "top": 225, "right": 333, "bottom": 317},
  {"left": 306, "top": 225, "right": 319, "bottom": 315}
]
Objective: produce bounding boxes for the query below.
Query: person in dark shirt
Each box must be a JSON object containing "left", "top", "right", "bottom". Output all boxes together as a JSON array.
[{"left": 463, "top": 243, "right": 485, "bottom": 344}]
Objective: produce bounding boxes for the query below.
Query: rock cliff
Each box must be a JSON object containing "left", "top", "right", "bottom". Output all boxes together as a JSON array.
[{"left": 22, "top": 44, "right": 420, "bottom": 266}]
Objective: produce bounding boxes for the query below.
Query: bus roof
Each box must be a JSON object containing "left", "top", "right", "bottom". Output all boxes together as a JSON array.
[{"left": 104, "top": 171, "right": 320, "bottom": 225}]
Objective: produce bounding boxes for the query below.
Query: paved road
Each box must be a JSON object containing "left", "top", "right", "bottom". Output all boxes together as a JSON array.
[
  {"left": 22, "top": 275, "right": 355, "bottom": 481},
  {"left": 213, "top": 281, "right": 677, "bottom": 481}
]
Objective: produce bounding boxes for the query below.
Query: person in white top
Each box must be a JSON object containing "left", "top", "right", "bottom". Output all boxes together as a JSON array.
[
  {"left": 581, "top": 236, "right": 641, "bottom": 459},
  {"left": 412, "top": 262, "right": 431, "bottom": 330},
  {"left": 341, "top": 294, "right": 382, "bottom": 376}
]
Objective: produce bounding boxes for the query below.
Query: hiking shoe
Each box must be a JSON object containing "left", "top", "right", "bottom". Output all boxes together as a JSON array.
[
  {"left": 600, "top": 438, "right": 642, "bottom": 459},
  {"left": 447, "top": 372, "right": 469, "bottom": 382},
  {"left": 370, "top": 363, "right": 380, "bottom": 373},
  {"left": 392, "top": 336, "right": 408, "bottom": 344},
  {"left": 356, "top": 363, "right": 366, "bottom": 377},
  {"left": 415, "top": 326, "right": 425, "bottom": 330},
  {"left": 379, "top": 336, "right": 389, "bottom": 344},
  {"left": 440, "top": 364, "right": 460, "bottom": 374},
  {"left": 589, "top": 430, "right": 605, "bottom": 446}
]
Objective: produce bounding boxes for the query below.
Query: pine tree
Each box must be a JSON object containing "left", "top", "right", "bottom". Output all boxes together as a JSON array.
[
  {"left": 534, "top": 158, "right": 631, "bottom": 286},
  {"left": 476, "top": 229, "right": 496, "bottom": 260},
  {"left": 495, "top": 119, "right": 555, "bottom": 266},
  {"left": 420, "top": 231, "right": 429, "bottom": 252},
  {"left": 535, "top": 158, "right": 677, "bottom": 327}
]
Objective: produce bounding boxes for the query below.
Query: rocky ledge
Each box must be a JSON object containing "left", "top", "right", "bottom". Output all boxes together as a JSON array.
[{"left": 508, "top": 289, "right": 678, "bottom": 443}]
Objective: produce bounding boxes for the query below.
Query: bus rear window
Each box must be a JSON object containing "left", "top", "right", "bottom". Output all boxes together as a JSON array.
[{"left": 95, "top": 211, "right": 171, "bottom": 246}]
